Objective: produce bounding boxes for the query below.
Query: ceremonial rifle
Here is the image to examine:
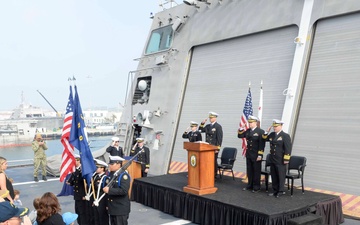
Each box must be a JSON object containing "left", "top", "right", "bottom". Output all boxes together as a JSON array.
[{"left": 93, "top": 149, "right": 144, "bottom": 206}]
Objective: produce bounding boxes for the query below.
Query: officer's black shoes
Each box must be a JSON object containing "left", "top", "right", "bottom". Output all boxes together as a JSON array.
[
  {"left": 34, "top": 177, "right": 39, "bottom": 182},
  {"left": 275, "top": 193, "right": 282, "bottom": 198},
  {"left": 252, "top": 189, "right": 260, "bottom": 193},
  {"left": 268, "top": 193, "right": 275, "bottom": 197},
  {"left": 42, "top": 176, "right": 47, "bottom": 181},
  {"left": 242, "top": 187, "right": 252, "bottom": 191}
]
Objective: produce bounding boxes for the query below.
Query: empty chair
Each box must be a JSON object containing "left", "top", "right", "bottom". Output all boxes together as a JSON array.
[
  {"left": 217, "top": 147, "right": 237, "bottom": 180},
  {"left": 286, "top": 156, "right": 307, "bottom": 196},
  {"left": 261, "top": 154, "right": 271, "bottom": 192}
]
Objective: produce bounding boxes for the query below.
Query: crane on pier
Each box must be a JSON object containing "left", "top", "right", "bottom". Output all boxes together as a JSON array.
[{"left": 37, "top": 90, "right": 61, "bottom": 117}]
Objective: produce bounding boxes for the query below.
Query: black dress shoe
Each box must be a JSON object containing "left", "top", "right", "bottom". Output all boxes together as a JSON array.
[
  {"left": 276, "top": 192, "right": 285, "bottom": 198},
  {"left": 34, "top": 177, "right": 39, "bottom": 182},
  {"left": 252, "top": 189, "right": 260, "bottom": 193},
  {"left": 268, "top": 193, "right": 276, "bottom": 196},
  {"left": 242, "top": 187, "right": 252, "bottom": 191}
]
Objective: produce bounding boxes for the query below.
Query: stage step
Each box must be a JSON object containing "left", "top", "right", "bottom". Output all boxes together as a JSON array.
[{"left": 287, "top": 213, "right": 322, "bottom": 225}]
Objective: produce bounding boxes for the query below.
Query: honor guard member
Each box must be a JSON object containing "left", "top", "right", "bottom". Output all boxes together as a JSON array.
[
  {"left": 199, "top": 112, "right": 223, "bottom": 177},
  {"left": 238, "top": 116, "right": 265, "bottom": 192},
  {"left": 182, "top": 121, "right": 202, "bottom": 142},
  {"left": 103, "top": 156, "right": 130, "bottom": 225},
  {"left": 262, "top": 119, "right": 292, "bottom": 198},
  {"left": 130, "top": 138, "right": 150, "bottom": 177},
  {"left": 106, "top": 137, "right": 125, "bottom": 159},
  {"left": 67, "top": 154, "right": 90, "bottom": 225},
  {"left": 92, "top": 159, "right": 109, "bottom": 225},
  {"left": 32, "top": 133, "right": 48, "bottom": 182}
]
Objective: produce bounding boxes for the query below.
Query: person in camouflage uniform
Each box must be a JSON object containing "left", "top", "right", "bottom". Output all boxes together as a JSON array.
[{"left": 32, "top": 133, "right": 48, "bottom": 182}]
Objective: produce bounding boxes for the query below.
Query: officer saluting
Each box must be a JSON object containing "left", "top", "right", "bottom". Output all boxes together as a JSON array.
[
  {"left": 262, "top": 119, "right": 292, "bottom": 198},
  {"left": 103, "top": 156, "right": 130, "bottom": 225},
  {"left": 238, "top": 115, "right": 265, "bottom": 193},
  {"left": 130, "top": 138, "right": 150, "bottom": 177},
  {"left": 182, "top": 121, "right": 202, "bottom": 142},
  {"left": 198, "top": 112, "right": 223, "bottom": 178}
]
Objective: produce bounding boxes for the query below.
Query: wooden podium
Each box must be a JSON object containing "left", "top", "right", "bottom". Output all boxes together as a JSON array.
[
  {"left": 124, "top": 160, "right": 142, "bottom": 197},
  {"left": 183, "top": 142, "right": 218, "bottom": 195}
]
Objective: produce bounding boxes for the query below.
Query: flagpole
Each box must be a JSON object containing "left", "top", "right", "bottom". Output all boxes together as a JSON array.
[{"left": 258, "top": 80, "right": 263, "bottom": 128}]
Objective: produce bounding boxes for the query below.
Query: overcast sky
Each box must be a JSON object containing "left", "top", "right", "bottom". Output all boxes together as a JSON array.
[{"left": 0, "top": 0, "right": 168, "bottom": 111}]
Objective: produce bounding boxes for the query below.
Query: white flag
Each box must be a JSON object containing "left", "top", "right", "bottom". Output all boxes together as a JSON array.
[{"left": 258, "top": 82, "right": 263, "bottom": 126}]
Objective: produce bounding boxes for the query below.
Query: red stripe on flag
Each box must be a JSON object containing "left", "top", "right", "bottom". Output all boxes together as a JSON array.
[{"left": 60, "top": 90, "right": 76, "bottom": 182}]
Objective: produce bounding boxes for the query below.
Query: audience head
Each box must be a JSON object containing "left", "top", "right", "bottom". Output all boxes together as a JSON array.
[
  {"left": 36, "top": 192, "right": 61, "bottom": 223},
  {"left": 0, "top": 157, "right": 8, "bottom": 173},
  {"left": 62, "top": 212, "right": 78, "bottom": 225},
  {"left": 0, "top": 201, "right": 29, "bottom": 224},
  {"left": 33, "top": 197, "right": 41, "bottom": 210}
]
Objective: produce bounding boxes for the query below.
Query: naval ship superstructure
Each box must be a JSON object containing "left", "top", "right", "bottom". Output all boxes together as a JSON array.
[{"left": 118, "top": 0, "right": 360, "bottom": 197}]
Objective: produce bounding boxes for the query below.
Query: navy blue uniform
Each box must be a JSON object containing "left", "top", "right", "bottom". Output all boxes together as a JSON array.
[
  {"left": 238, "top": 127, "right": 265, "bottom": 191},
  {"left": 68, "top": 167, "right": 90, "bottom": 225},
  {"left": 107, "top": 171, "right": 131, "bottom": 225},
  {"left": 262, "top": 131, "right": 292, "bottom": 195},
  {"left": 182, "top": 130, "right": 202, "bottom": 142}
]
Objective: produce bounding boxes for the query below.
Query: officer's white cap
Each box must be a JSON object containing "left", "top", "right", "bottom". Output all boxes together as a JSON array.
[
  {"left": 272, "top": 119, "right": 284, "bottom": 127},
  {"left": 111, "top": 137, "right": 120, "bottom": 142},
  {"left": 136, "top": 138, "right": 145, "bottom": 143},
  {"left": 248, "top": 115, "right": 259, "bottom": 122},
  {"left": 95, "top": 159, "right": 108, "bottom": 168},
  {"left": 109, "top": 155, "right": 125, "bottom": 164},
  {"left": 208, "top": 112, "right": 219, "bottom": 118}
]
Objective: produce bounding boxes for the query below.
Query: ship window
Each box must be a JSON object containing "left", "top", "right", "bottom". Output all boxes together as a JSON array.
[{"left": 145, "top": 25, "right": 173, "bottom": 54}]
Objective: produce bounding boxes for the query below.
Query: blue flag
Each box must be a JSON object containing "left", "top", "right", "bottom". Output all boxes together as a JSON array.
[{"left": 69, "top": 85, "right": 96, "bottom": 184}]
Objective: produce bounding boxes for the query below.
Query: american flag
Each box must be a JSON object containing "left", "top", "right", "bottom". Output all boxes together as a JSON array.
[
  {"left": 240, "top": 88, "right": 253, "bottom": 156},
  {"left": 59, "top": 86, "right": 76, "bottom": 182},
  {"left": 69, "top": 85, "right": 96, "bottom": 185}
]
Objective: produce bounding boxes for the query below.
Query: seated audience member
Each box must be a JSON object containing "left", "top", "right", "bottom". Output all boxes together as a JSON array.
[
  {"left": 62, "top": 212, "right": 78, "bottom": 225},
  {"left": 13, "top": 190, "right": 23, "bottom": 207},
  {"left": 0, "top": 201, "right": 32, "bottom": 225},
  {"left": 36, "top": 192, "right": 64, "bottom": 225},
  {"left": 29, "top": 197, "right": 41, "bottom": 224}
]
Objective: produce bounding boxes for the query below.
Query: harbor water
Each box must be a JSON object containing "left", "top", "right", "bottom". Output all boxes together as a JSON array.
[{"left": 0, "top": 135, "right": 112, "bottom": 161}]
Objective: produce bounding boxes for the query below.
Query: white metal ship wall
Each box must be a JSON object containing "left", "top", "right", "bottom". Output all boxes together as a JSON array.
[
  {"left": 123, "top": 0, "right": 360, "bottom": 195},
  {"left": 172, "top": 26, "right": 298, "bottom": 174},
  {"left": 292, "top": 12, "right": 360, "bottom": 196}
]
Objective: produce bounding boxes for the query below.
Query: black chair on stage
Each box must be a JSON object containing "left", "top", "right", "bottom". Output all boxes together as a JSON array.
[
  {"left": 217, "top": 147, "right": 237, "bottom": 180},
  {"left": 261, "top": 154, "right": 271, "bottom": 192},
  {"left": 286, "top": 155, "right": 307, "bottom": 196}
]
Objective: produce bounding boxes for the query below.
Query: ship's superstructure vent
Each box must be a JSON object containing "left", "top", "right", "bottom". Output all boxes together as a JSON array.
[{"left": 132, "top": 76, "right": 152, "bottom": 105}]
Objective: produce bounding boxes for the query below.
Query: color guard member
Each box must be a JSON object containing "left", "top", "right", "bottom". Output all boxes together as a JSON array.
[
  {"left": 67, "top": 155, "right": 90, "bottom": 225},
  {"left": 103, "top": 156, "right": 130, "bottom": 225},
  {"left": 91, "top": 159, "right": 109, "bottom": 225}
]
